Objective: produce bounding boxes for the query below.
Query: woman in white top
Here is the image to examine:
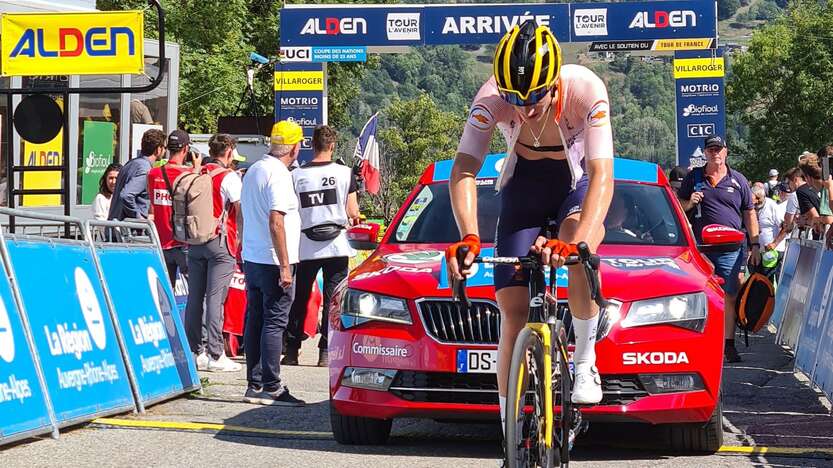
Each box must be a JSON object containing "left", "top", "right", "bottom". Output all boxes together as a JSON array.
[{"left": 92, "top": 163, "right": 121, "bottom": 220}]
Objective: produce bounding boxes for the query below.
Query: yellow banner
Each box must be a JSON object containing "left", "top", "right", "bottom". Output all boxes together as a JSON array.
[
  {"left": 673, "top": 57, "right": 725, "bottom": 79},
  {"left": 654, "top": 38, "right": 714, "bottom": 52},
  {"left": 22, "top": 130, "right": 63, "bottom": 207},
  {"left": 274, "top": 71, "right": 324, "bottom": 91},
  {"left": 1, "top": 11, "right": 144, "bottom": 77}
]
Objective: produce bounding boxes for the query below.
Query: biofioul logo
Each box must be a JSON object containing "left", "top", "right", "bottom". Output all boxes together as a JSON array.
[
  {"left": 682, "top": 104, "right": 718, "bottom": 117},
  {"left": 74, "top": 267, "right": 106, "bottom": 350},
  {"left": 0, "top": 298, "right": 15, "bottom": 363}
]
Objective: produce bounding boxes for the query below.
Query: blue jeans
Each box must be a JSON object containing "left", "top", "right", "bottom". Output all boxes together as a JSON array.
[
  {"left": 243, "top": 261, "right": 295, "bottom": 391},
  {"left": 706, "top": 247, "right": 745, "bottom": 296}
]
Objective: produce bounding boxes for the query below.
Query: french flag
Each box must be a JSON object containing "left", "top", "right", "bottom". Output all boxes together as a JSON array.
[{"left": 354, "top": 112, "right": 381, "bottom": 194}]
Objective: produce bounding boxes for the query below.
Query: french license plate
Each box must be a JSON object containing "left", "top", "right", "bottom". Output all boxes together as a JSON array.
[{"left": 456, "top": 349, "right": 498, "bottom": 373}]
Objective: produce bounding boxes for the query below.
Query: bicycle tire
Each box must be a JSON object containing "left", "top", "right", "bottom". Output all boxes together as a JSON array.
[
  {"left": 551, "top": 321, "right": 572, "bottom": 467},
  {"left": 505, "top": 327, "right": 554, "bottom": 468}
]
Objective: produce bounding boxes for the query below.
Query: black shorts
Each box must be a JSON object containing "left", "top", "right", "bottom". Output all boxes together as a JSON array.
[{"left": 494, "top": 156, "right": 588, "bottom": 291}]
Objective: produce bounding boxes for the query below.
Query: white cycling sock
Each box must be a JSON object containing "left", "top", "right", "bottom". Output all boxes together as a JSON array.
[
  {"left": 499, "top": 395, "right": 506, "bottom": 435},
  {"left": 572, "top": 315, "right": 598, "bottom": 374}
]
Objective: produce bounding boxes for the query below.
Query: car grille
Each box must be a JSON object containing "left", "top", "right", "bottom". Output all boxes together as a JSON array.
[
  {"left": 418, "top": 299, "right": 502, "bottom": 344},
  {"left": 389, "top": 371, "right": 648, "bottom": 406},
  {"left": 418, "top": 299, "right": 574, "bottom": 345}
]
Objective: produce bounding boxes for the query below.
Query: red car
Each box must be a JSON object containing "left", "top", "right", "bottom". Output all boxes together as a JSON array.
[{"left": 329, "top": 154, "right": 734, "bottom": 452}]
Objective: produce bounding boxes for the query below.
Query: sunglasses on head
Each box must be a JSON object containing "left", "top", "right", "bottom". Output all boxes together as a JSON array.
[{"left": 499, "top": 86, "right": 551, "bottom": 107}]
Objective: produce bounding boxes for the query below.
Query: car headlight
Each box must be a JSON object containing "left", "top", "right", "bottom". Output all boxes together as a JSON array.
[
  {"left": 341, "top": 289, "right": 412, "bottom": 328},
  {"left": 621, "top": 293, "right": 707, "bottom": 332}
]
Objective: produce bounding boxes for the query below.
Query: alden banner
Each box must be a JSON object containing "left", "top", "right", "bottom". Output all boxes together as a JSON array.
[{"left": 0, "top": 11, "right": 144, "bottom": 77}]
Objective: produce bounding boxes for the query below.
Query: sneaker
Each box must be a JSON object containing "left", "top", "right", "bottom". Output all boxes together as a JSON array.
[
  {"left": 317, "top": 349, "right": 329, "bottom": 367},
  {"left": 725, "top": 345, "right": 742, "bottom": 363},
  {"left": 195, "top": 352, "right": 209, "bottom": 371},
  {"left": 208, "top": 354, "right": 242, "bottom": 372},
  {"left": 258, "top": 386, "right": 306, "bottom": 407},
  {"left": 242, "top": 386, "right": 263, "bottom": 404},
  {"left": 281, "top": 348, "right": 299, "bottom": 366},
  {"left": 571, "top": 365, "right": 603, "bottom": 405}
]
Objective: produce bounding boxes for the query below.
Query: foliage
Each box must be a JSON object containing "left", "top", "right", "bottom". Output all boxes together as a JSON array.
[
  {"left": 98, "top": 0, "right": 377, "bottom": 133},
  {"left": 361, "top": 94, "right": 462, "bottom": 221},
  {"left": 718, "top": 0, "right": 742, "bottom": 20},
  {"left": 727, "top": 0, "right": 833, "bottom": 178}
]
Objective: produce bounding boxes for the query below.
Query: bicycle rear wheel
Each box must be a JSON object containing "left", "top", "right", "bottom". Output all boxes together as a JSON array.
[{"left": 505, "top": 327, "right": 554, "bottom": 468}]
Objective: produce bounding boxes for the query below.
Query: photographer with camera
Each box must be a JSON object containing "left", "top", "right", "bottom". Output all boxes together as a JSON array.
[{"left": 147, "top": 130, "right": 196, "bottom": 288}]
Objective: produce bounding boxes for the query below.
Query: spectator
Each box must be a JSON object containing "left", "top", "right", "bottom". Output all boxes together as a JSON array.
[
  {"left": 284, "top": 125, "right": 360, "bottom": 367},
  {"left": 240, "top": 121, "right": 305, "bottom": 406},
  {"left": 814, "top": 146, "right": 833, "bottom": 224},
  {"left": 147, "top": 130, "right": 194, "bottom": 289},
  {"left": 184, "top": 133, "right": 242, "bottom": 373},
  {"left": 796, "top": 155, "right": 826, "bottom": 236},
  {"left": 752, "top": 184, "right": 785, "bottom": 279},
  {"left": 769, "top": 167, "right": 804, "bottom": 248},
  {"left": 109, "top": 129, "right": 165, "bottom": 220},
  {"left": 677, "top": 135, "right": 760, "bottom": 363},
  {"left": 765, "top": 169, "right": 779, "bottom": 198},
  {"left": 668, "top": 165, "right": 689, "bottom": 195},
  {"left": 93, "top": 163, "right": 121, "bottom": 220}
]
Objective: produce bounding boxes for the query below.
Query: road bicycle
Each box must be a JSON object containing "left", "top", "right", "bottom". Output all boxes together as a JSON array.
[{"left": 453, "top": 242, "right": 608, "bottom": 467}]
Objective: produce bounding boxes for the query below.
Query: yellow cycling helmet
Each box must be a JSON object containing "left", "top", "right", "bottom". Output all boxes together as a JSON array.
[{"left": 493, "top": 20, "right": 562, "bottom": 106}]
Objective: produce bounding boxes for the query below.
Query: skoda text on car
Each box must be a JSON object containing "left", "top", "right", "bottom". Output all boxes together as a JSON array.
[{"left": 329, "top": 154, "right": 727, "bottom": 451}]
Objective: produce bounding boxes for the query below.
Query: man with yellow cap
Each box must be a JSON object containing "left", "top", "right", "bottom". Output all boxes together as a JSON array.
[{"left": 240, "top": 120, "right": 306, "bottom": 406}]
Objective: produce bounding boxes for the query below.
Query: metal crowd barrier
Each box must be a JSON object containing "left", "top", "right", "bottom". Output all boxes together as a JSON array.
[
  {"left": 0, "top": 208, "right": 199, "bottom": 447},
  {"left": 771, "top": 228, "right": 833, "bottom": 403}
]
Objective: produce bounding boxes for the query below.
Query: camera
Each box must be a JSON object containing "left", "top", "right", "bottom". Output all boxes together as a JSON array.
[{"left": 822, "top": 155, "right": 830, "bottom": 181}]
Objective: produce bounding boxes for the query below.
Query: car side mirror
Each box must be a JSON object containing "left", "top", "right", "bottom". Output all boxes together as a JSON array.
[
  {"left": 348, "top": 222, "right": 381, "bottom": 251},
  {"left": 699, "top": 224, "right": 745, "bottom": 253}
]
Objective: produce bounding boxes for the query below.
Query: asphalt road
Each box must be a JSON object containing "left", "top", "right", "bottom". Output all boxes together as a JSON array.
[{"left": 3, "top": 329, "right": 833, "bottom": 468}]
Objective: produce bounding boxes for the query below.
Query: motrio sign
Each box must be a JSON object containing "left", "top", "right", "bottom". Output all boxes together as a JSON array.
[{"left": 0, "top": 11, "right": 144, "bottom": 77}]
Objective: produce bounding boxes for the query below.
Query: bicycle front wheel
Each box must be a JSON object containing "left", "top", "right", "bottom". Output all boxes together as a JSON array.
[{"left": 505, "top": 326, "right": 554, "bottom": 468}]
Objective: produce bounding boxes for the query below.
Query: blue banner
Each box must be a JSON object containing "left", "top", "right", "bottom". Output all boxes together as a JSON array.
[
  {"left": 4, "top": 240, "right": 134, "bottom": 425},
  {"left": 96, "top": 246, "right": 200, "bottom": 405},
  {"left": 777, "top": 241, "right": 822, "bottom": 350},
  {"left": 814, "top": 253, "right": 833, "bottom": 401},
  {"left": 571, "top": 0, "right": 716, "bottom": 43},
  {"left": 0, "top": 259, "right": 53, "bottom": 442},
  {"left": 274, "top": 62, "right": 324, "bottom": 165},
  {"left": 795, "top": 250, "right": 833, "bottom": 378},
  {"left": 674, "top": 48, "right": 726, "bottom": 167},
  {"left": 281, "top": 6, "right": 423, "bottom": 47},
  {"left": 424, "top": 4, "right": 571, "bottom": 45},
  {"left": 771, "top": 240, "right": 800, "bottom": 329}
]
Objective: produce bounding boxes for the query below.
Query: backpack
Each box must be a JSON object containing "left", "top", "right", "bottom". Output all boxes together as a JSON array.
[
  {"left": 162, "top": 165, "right": 229, "bottom": 245},
  {"left": 735, "top": 266, "right": 775, "bottom": 345}
]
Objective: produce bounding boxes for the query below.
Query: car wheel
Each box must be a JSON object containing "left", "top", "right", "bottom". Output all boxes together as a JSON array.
[
  {"left": 666, "top": 398, "right": 724, "bottom": 453},
  {"left": 330, "top": 400, "right": 392, "bottom": 445}
]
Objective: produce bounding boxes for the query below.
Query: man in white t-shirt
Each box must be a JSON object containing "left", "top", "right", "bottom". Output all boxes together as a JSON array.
[
  {"left": 240, "top": 121, "right": 305, "bottom": 407},
  {"left": 284, "top": 125, "right": 360, "bottom": 367},
  {"left": 769, "top": 167, "right": 804, "bottom": 250},
  {"left": 753, "top": 184, "right": 785, "bottom": 277}
]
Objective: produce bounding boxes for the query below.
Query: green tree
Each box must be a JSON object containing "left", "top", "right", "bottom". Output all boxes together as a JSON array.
[
  {"left": 362, "top": 94, "right": 462, "bottom": 221},
  {"left": 727, "top": 0, "right": 833, "bottom": 178},
  {"left": 98, "top": 0, "right": 378, "bottom": 132},
  {"left": 718, "top": 0, "right": 741, "bottom": 20}
]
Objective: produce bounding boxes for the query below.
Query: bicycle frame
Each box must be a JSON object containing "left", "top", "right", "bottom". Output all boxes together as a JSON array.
[{"left": 453, "top": 243, "right": 606, "bottom": 462}]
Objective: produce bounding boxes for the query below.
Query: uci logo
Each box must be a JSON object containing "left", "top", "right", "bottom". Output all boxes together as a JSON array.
[{"left": 10, "top": 27, "right": 136, "bottom": 58}]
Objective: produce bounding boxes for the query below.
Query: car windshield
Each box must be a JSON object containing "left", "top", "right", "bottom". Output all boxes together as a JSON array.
[{"left": 391, "top": 180, "right": 685, "bottom": 246}]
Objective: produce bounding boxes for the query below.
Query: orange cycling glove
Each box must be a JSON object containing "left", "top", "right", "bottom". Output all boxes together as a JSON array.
[
  {"left": 543, "top": 239, "right": 578, "bottom": 258},
  {"left": 446, "top": 234, "right": 481, "bottom": 268}
]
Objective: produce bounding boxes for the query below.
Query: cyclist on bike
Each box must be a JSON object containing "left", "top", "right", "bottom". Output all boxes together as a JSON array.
[{"left": 446, "top": 21, "right": 615, "bottom": 429}]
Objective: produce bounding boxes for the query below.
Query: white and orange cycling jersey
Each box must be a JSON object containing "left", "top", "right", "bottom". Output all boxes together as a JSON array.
[{"left": 457, "top": 64, "right": 614, "bottom": 190}]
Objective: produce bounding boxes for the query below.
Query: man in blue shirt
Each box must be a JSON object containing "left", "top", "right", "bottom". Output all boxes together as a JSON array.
[
  {"left": 108, "top": 129, "right": 166, "bottom": 220},
  {"left": 678, "top": 135, "right": 760, "bottom": 363}
]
